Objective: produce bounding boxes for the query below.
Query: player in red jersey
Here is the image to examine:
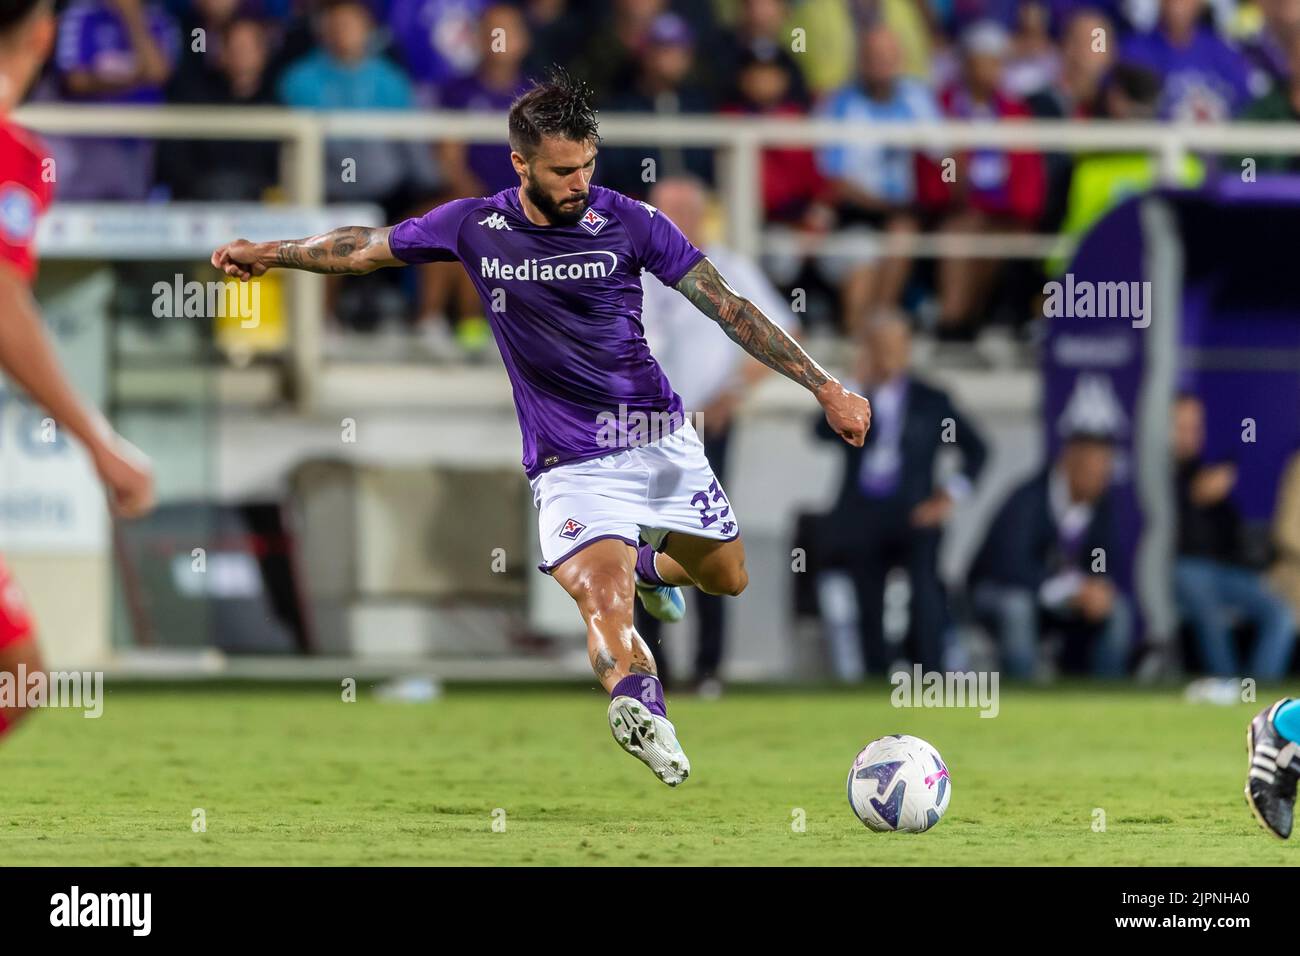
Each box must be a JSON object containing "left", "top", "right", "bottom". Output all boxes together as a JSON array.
[{"left": 0, "top": 0, "right": 154, "bottom": 738}]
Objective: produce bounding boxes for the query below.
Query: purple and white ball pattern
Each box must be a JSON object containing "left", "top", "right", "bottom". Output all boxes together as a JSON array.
[{"left": 848, "top": 734, "right": 951, "bottom": 833}]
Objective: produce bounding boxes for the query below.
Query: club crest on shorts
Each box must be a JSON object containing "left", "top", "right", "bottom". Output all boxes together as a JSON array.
[
  {"left": 559, "top": 517, "right": 586, "bottom": 540},
  {"left": 578, "top": 208, "right": 607, "bottom": 235}
]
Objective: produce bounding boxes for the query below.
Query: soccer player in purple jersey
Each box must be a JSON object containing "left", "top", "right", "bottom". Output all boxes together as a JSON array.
[{"left": 213, "top": 70, "right": 871, "bottom": 787}]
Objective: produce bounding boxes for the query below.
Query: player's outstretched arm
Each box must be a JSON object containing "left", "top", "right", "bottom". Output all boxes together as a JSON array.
[
  {"left": 211, "top": 226, "right": 403, "bottom": 280},
  {"left": 674, "top": 257, "right": 871, "bottom": 446},
  {"left": 0, "top": 266, "right": 155, "bottom": 518}
]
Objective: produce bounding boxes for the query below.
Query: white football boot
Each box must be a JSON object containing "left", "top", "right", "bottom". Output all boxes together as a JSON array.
[{"left": 608, "top": 695, "right": 691, "bottom": 787}]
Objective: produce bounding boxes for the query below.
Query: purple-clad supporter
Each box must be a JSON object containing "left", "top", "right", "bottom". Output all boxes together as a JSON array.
[
  {"left": 56, "top": 0, "right": 178, "bottom": 102},
  {"left": 941, "top": 0, "right": 1021, "bottom": 34},
  {"left": 49, "top": 0, "right": 180, "bottom": 199},
  {"left": 1121, "top": 0, "right": 1252, "bottom": 119},
  {"left": 436, "top": 2, "right": 532, "bottom": 198},
  {"left": 1240, "top": 0, "right": 1300, "bottom": 97},
  {"left": 1005, "top": 0, "right": 1060, "bottom": 96},
  {"left": 387, "top": 0, "right": 487, "bottom": 97}
]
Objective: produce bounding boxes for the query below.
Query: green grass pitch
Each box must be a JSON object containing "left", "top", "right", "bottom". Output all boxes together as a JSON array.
[{"left": 0, "top": 682, "right": 1293, "bottom": 865}]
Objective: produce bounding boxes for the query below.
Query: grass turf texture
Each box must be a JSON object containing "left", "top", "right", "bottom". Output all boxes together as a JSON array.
[{"left": 0, "top": 682, "right": 1292, "bottom": 865}]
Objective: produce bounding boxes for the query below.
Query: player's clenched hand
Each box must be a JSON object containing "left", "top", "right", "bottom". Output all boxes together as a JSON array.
[
  {"left": 211, "top": 239, "right": 266, "bottom": 281},
  {"left": 817, "top": 381, "right": 871, "bottom": 446},
  {"left": 93, "top": 436, "right": 155, "bottom": 519}
]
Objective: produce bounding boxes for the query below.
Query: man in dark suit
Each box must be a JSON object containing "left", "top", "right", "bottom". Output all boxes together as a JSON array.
[
  {"left": 814, "top": 313, "right": 987, "bottom": 675},
  {"left": 967, "top": 430, "right": 1132, "bottom": 678}
]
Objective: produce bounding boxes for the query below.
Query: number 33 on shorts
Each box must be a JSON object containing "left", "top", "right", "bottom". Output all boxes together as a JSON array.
[{"left": 691, "top": 479, "right": 734, "bottom": 535}]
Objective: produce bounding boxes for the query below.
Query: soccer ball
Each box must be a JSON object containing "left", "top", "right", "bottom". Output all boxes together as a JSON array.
[{"left": 847, "top": 734, "right": 951, "bottom": 833}]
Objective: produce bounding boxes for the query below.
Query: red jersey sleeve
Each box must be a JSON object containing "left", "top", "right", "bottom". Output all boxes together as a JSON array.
[{"left": 0, "top": 121, "right": 55, "bottom": 284}]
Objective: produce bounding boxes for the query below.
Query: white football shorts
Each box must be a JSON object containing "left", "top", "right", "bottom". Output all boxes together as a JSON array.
[{"left": 530, "top": 419, "right": 741, "bottom": 574}]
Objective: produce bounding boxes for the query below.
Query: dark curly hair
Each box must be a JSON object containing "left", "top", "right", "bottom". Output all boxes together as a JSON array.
[{"left": 508, "top": 66, "right": 601, "bottom": 160}]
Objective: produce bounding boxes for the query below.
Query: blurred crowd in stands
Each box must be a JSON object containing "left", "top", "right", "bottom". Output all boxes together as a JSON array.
[{"left": 25, "top": 0, "right": 1300, "bottom": 347}]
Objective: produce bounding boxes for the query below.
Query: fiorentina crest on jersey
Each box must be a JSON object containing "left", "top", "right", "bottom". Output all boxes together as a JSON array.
[
  {"left": 559, "top": 517, "right": 586, "bottom": 540},
  {"left": 578, "top": 208, "right": 607, "bottom": 235}
]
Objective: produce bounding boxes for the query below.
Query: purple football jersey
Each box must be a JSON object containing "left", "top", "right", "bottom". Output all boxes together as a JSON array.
[{"left": 389, "top": 185, "right": 706, "bottom": 477}]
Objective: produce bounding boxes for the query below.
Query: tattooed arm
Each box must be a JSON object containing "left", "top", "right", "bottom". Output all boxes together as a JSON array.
[
  {"left": 674, "top": 257, "right": 872, "bottom": 446},
  {"left": 210, "top": 226, "right": 402, "bottom": 279}
]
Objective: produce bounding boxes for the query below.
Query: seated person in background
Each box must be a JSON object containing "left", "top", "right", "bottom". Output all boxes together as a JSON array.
[
  {"left": 1173, "top": 394, "right": 1295, "bottom": 679},
  {"left": 1234, "top": 28, "right": 1300, "bottom": 174},
  {"left": 1027, "top": 8, "right": 1116, "bottom": 232},
  {"left": 1121, "top": 0, "right": 1252, "bottom": 121},
  {"left": 813, "top": 23, "right": 939, "bottom": 338},
  {"left": 1029, "top": 7, "right": 1115, "bottom": 120},
  {"left": 968, "top": 429, "right": 1132, "bottom": 679},
  {"left": 422, "top": 2, "right": 534, "bottom": 360},
  {"left": 1004, "top": 0, "right": 1060, "bottom": 98},
  {"left": 814, "top": 312, "right": 987, "bottom": 679},
  {"left": 1239, "top": 0, "right": 1300, "bottom": 96},
  {"left": 599, "top": 13, "right": 715, "bottom": 200},
  {"left": 50, "top": 0, "right": 179, "bottom": 199},
  {"left": 157, "top": 15, "right": 280, "bottom": 201},
  {"left": 711, "top": 0, "right": 812, "bottom": 105},
  {"left": 167, "top": 0, "right": 243, "bottom": 98},
  {"left": 719, "top": 39, "right": 826, "bottom": 226},
  {"left": 916, "top": 20, "right": 1046, "bottom": 341},
  {"left": 1046, "top": 62, "right": 1204, "bottom": 276},
  {"left": 277, "top": 0, "right": 440, "bottom": 215},
  {"left": 278, "top": 0, "right": 444, "bottom": 336},
  {"left": 386, "top": 0, "right": 484, "bottom": 99}
]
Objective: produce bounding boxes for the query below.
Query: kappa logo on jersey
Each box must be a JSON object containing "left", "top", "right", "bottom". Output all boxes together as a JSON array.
[
  {"left": 0, "top": 184, "right": 37, "bottom": 244},
  {"left": 478, "top": 213, "right": 512, "bottom": 231},
  {"left": 578, "top": 208, "right": 607, "bottom": 235},
  {"left": 638, "top": 201, "right": 658, "bottom": 218},
  {"left": 559, "top": 517, "right": 586, "bottom": 540}
]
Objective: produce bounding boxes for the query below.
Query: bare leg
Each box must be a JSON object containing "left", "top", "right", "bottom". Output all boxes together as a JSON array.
[
  {"left": 658, "top": 533, "right": 749, "bottom": 597},
  {"left": 551, "top": 538, "right": 657, "bottom": 692},
  {"left": 556, "top": 541, "right": 693, "bottom": 784},
  {"left": 0, "top": 636, "right": 43, "bottom": 734}
]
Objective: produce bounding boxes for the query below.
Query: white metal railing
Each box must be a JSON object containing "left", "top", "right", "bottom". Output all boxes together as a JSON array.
[
  {"left": 14, "top": 104, "right": 1297, "bottom": 405},
  {"left": 19, "top": 104, "right": 1299, "bottom": 250}
]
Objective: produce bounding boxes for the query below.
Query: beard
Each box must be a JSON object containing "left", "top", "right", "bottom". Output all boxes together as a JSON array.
[{"left": 523, "top": 178, "right": 588, "bottom": 226}]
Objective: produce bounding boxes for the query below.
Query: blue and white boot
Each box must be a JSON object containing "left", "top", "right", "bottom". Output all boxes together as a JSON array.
[
  {"left": 635, "top": 580, "right": 686, "bottom": 623},
  {"left": 634, "top": 543, "right": 686, "bottom": 623}
]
